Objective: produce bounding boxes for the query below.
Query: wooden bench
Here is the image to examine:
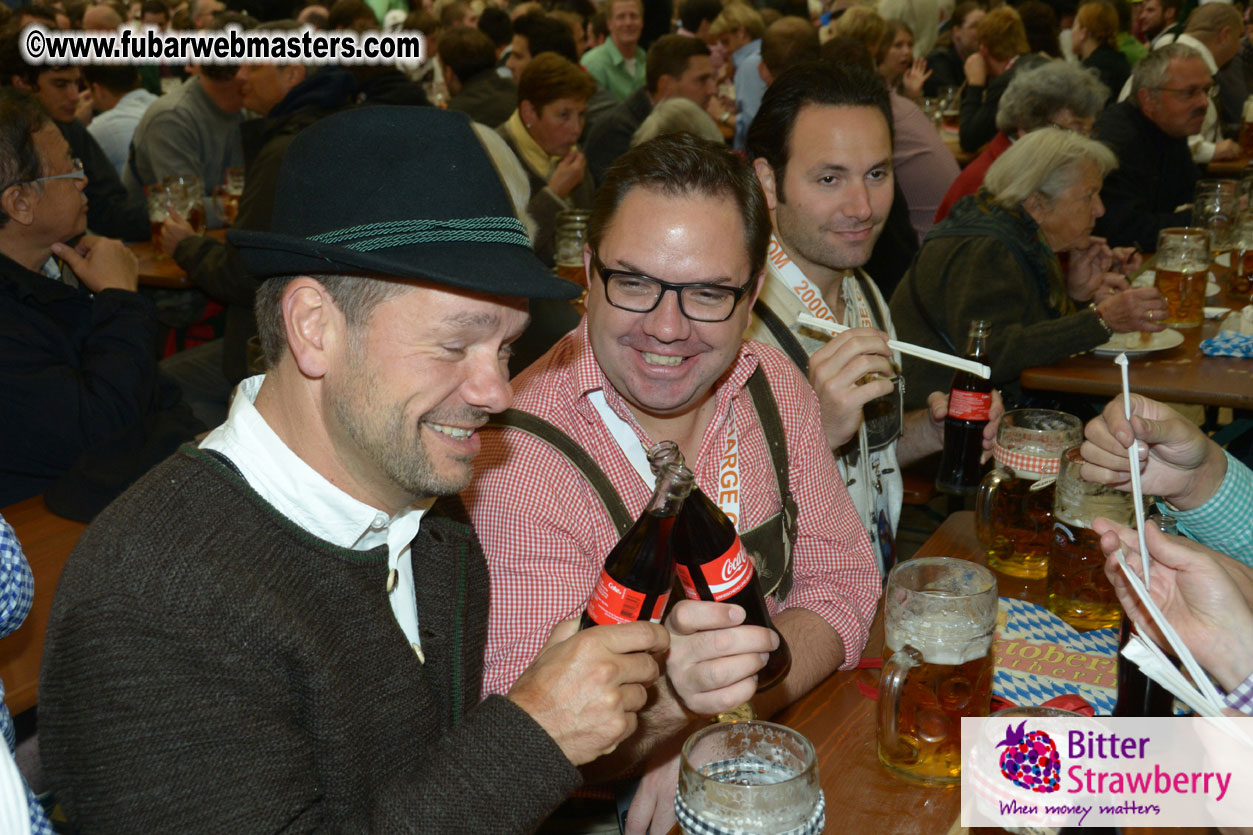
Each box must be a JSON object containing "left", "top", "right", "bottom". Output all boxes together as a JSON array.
[{"left": 0, "top": 497, "right": 87, "bottom": 715}]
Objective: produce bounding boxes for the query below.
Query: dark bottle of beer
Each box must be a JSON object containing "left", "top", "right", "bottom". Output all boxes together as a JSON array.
[
  {"left": 646, "top": 445, "right": 793, "bottom": 692},
  {"left": 1111, "top": 615, "right": 1175, "bottom": 716},
  {"left": 581, "top": 453, "right": 693, "bottom": 629},
  {"left": 936, "top": 319, "right": 993, "bottom": 495},
  {"left": 1112, "top": 514, "right": 1177, "bottom": 717}
]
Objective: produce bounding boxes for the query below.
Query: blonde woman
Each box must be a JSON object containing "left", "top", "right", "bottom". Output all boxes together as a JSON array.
[{"left": 1073, "top": 1, "right": 1129, "bottom": 103}]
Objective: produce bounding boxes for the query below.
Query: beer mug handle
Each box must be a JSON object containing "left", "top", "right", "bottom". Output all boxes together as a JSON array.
[
  {"left": 877, "top": 644, "right": 923, "bottom": 758},
  {"left": 973, "top": 469, "right": 1003, "bottom": 552}
]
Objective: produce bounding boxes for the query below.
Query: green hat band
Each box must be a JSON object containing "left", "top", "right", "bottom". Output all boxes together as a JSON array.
[{"left": 308, "top": 217, "right": 531, "bottom": 252}]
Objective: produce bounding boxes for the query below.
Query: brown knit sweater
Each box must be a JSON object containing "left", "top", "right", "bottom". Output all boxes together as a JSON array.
[{"left": 39, "top": 446, "right": 580, "bottom": 833}]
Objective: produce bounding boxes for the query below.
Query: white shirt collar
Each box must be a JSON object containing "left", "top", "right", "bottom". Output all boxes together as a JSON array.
[
  {"left": 200, "top": 375, "right": 431, "bottom": 549},
  {"left": 200, "top": 375, "right": 432, "bottom": 651}
]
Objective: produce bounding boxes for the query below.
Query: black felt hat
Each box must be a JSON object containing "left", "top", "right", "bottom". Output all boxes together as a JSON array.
[{"left": 229, "top": 106, "right": 579, "bottom": 300}]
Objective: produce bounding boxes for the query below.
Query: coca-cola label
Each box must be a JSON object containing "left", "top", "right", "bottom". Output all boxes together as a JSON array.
[
  {"left": 676, "top": 538, "right": 754, "bottom": 602},
  {"left": 949, "top": 389, "right": 992, "bottom": 421},
  {"left": 586, "top": 570, "right": 668, "bottom": 625}
]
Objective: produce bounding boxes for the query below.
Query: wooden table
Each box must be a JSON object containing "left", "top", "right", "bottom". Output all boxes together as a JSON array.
[
  {"left": 769, "top": 513, "right": 978, "bottom": 834},
  {"left": 1020, "top": 267, "right": 1253, "bottom": 410},
  {"left": 757, "top": 512, "right": 1211, "bottom": 835},
  {"left": 0, "top": 497, "right": 87, "bottom": 715},
  {"left": 130, "top": 228, "right": 227, "bottom": 289},
  {"left": 1204, "top": 157, "right": 1249, "bottom": 178}
]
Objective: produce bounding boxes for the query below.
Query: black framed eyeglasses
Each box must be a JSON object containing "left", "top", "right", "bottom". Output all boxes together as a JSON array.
[{"left": 592, "top": 251, "right": 751, "bottom": 323}]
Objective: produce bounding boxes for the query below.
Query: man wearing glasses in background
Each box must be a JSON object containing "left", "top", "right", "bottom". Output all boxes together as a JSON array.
[
  {"left": 0, "top": 90, "right": 200, "bottom": 517},
  {"left": 0, "top": 24, "right": 150, "bottom": 242},
  {"left": 1094, "top": 43, "right": 1210, "bottom": 250},
  {"left": 463, "top": 133, "right": 879, "bottom": 834}
]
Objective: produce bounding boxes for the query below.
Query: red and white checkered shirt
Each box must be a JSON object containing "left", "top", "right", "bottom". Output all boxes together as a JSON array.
[{"left": 463, "top": 320, "right": 881, "bottom": 696}]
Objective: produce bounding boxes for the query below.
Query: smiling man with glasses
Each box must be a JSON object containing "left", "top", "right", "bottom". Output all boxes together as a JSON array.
[
  {"left": 1094, "top": 43, "right": 1211, "bottom": 249},
  {"left": 463, "top": 132, "right": 878, "bottom": 833},
  {"left": 592, "top": 250, "right": 750, "bottom": 321}
]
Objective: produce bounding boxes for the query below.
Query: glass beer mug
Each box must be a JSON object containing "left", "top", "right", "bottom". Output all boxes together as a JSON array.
[
  {"left": 1233, "top": 213, "right": 1253, "bottom": 296},
  {"left": 975, "top": 409, "right": 1083, "bottom": 579},
  {"left": 554, "top": 209, "right": 590, "bottom": 289},
  {"left": 144, "top": 182, "right": 171, "bottom": 258},
  {"left": 675, "top": 720, "right": 824, "bottom": 835},
  {"left": 1154, "top": 227, "right": 1210, "bottom": 328},
  {"left": 1192, "top": 179, "right": 1237, "bottom": 258},
  {"left": 1045, "top": 447, "right": 1137, "bottom": 630},
  {"left": 877, "top": 557, "right": 997, "bottom": 787},
  {"left": 160, "top": 173, "right": 206, "bottom": 233}
]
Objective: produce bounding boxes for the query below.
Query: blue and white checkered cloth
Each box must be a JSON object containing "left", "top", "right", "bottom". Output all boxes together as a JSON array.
[
  {"left": 0, "top": 516, "right": 54, "bottom": 835},
  {"left": 995, "top": 598, "right": 1121, "bottom": 715},
  {"left": 0, "top": 518, "right": 34, "bottom": 753},
  {"left": 1200, "top": 332, "right": 1253, "bottom": 357}
]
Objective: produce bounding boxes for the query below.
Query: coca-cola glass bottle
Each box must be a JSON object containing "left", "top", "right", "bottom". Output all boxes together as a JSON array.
[
  {"left": 936, "top": 319, "right": 992, "bottom": 495},
  {"left": 648, "top": 444, "right": 793, "bottom": 693},
  {"left": 581, "top": 455, "right": 693, "bottom": 629}
]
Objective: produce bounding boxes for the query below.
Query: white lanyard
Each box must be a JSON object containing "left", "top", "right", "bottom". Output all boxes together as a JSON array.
[
  {"left": 765, "top": 234, "right": 874, "bottom": 329},
  {"left": 764, "top": 234, "right": 880, "bottom": 534},
  {"left": 586, "top": 389, "right": 742, "bottom": 530}
]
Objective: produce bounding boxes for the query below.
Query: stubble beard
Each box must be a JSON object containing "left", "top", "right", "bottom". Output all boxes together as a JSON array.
[
  {"left": 775, "top": 200, "right": 874, "bottom": 275},
  {"left": 331, "top": 360, "right": 473, "bottom": 501}
]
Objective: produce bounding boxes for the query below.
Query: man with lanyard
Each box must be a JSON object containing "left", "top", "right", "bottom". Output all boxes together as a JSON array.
[
  {"left": 745, "top": 62, "right": 1001, "bottom": 576},
  {"left": 464, "top": 132, "right": 880, "bottom": 833}
]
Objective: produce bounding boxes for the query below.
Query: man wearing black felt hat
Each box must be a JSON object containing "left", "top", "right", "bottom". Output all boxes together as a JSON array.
[{"left": 39, "top": 106, "right": 670, "bottom": 834}]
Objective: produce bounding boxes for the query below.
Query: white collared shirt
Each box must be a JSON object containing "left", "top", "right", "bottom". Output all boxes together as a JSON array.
[{"left": 200, "top": 375, "right": 432, "bottom": 653}]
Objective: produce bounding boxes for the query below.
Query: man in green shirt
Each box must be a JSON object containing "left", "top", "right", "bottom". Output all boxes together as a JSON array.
[{"left": 580, "top": 0, "right": 647, "bottom": 101}]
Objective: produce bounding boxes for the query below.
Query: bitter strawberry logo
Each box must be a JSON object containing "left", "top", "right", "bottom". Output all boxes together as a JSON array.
[{"left": 997, "top": 721, "right": 1061, "bottom": 793}]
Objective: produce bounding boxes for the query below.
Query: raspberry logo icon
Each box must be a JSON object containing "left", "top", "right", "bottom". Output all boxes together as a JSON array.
[{"left": 997, "top": 720, "right": 1061, "bottom": 793}]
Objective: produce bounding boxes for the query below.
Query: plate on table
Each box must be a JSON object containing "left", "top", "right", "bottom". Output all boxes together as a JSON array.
[{"left": 1093, "top": 328, "right": 1185, "bottom": 356}]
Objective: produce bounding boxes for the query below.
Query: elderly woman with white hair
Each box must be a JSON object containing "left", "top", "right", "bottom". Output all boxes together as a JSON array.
[
  {"left": 936, "top": 59, "right": 1109, "bottom": 221},
  {"left": 889, "top": 128, "right": 1168, "bottom": 408}
]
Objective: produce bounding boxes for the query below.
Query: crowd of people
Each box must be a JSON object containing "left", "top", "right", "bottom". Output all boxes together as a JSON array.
[{"left": 0, "top": 0, "right": 1251, "bottom": 830}]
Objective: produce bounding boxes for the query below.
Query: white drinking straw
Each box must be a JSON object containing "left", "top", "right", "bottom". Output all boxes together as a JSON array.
[
  {"left": 796, "top": 314, "right": 991, "bottom": 379},
  {"left": 1115, "top": 353, "right": 1151, "bottom": 590},
  {"left": 1116, "top": 551, "right": 1229, "bottom": 711},
  {"left": 1112, "top": 354, "right": 1230, "bottom": 714}
]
